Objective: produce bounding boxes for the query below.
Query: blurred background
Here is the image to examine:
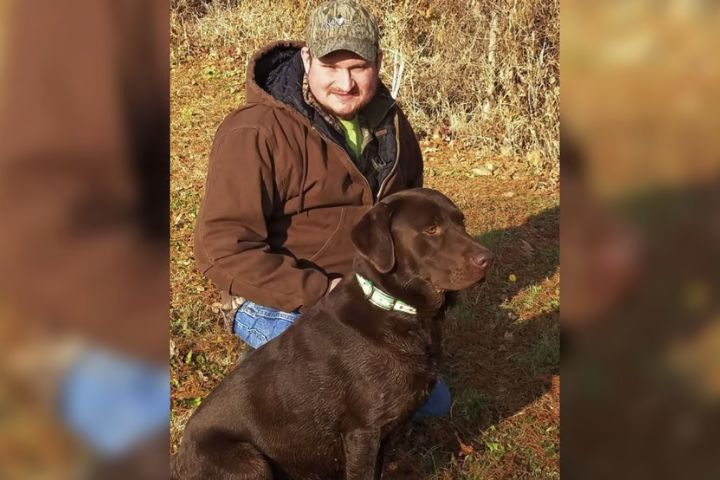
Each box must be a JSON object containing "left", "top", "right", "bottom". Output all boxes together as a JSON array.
[
  {"left": 562, "top": 0, "right": 720, "bottom": 478},
  {"left": 0, "top": 0, "right": 170, "bottom": 478}
]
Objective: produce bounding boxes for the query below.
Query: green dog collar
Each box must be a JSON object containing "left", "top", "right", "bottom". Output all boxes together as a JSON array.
[{"left": 355, "top": 274, "right": 417, "bottom": 315}]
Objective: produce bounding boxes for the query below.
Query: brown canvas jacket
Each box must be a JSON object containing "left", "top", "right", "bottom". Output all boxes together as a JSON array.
[{"left": 194, "top": 41, "right": 423, "bottom": 313}]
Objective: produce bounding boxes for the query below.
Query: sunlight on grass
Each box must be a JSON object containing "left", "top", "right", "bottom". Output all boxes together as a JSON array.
[{"left": 169, "top": 1, "right": 559, "bottom": 477}]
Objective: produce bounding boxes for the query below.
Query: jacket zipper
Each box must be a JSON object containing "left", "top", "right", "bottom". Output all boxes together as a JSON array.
[
  {"left": 311, "top": 125, "right": 376, "bottom": 204},
  {"left": 310, "top": 104, "right": 400, "bottom": 204},
  {"left": 375, "top": 114, "right": 402, "bottom": 200}
]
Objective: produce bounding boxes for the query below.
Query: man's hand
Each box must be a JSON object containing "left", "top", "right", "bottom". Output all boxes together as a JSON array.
[{"left": 328, "top": 278, "right": 342, "bottom": 293}]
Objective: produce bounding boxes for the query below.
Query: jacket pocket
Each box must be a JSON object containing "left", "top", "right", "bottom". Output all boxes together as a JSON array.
[{"left": 308, "top": 207, "right": 346, "bottom": 262}]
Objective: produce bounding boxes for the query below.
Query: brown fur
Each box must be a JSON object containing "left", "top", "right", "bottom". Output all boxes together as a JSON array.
[{"left": 172, "top": 188, "right": 492, "bottom": 480}]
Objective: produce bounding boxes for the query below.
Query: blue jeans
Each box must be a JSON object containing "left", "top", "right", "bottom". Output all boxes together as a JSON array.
[
  {"left": 60, "top": 348, "right": 170, "bottom": 457},
  {"left": 233, "top": 300, "right": 451, "bottom": 418}
]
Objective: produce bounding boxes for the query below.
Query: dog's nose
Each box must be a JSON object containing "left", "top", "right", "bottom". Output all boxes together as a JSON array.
[{"left": 471, "top": 251, "right": 493, "bottom": 269}]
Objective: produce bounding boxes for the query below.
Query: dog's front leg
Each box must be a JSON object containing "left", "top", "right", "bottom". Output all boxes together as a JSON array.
[{"left": 342, "top": 428, "right": 383, "bottom": 480}]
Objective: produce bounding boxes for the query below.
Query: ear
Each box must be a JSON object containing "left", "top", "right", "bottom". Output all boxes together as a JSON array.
[
  {"left": 351, "top": 203, "right": 395, "bottom": 273},
  {"left": 375, "top": 48, "right": 383, "bottom": 71},
  {"left": 301, "top": 46, "right": 312, "bottom": 74}
]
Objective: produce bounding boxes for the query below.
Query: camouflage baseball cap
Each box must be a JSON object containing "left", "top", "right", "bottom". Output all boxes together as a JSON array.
[{"left": 306, "top": 0, "right": 379, "bottom": 62}]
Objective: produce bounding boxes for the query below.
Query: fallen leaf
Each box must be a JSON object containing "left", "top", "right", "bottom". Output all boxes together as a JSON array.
[{"left": 455, "top": 432, "right": 475, "bottom": 456}]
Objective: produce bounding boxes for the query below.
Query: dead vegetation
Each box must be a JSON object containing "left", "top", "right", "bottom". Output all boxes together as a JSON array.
[
  {"left": 170, "top": 1, "right": 559, "bottom": 478},
  {"left": 171, "top": 0, "right": 559, "bottom": 179}
]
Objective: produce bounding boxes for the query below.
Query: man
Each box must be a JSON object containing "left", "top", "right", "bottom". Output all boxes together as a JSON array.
[{"left": 194, "top": 0, "right": 450, "bottom": 416}]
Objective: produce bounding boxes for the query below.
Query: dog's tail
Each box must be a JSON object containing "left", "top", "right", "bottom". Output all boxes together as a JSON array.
[{"left": 172, "top": 429, "right": 272, "bottom": 480}]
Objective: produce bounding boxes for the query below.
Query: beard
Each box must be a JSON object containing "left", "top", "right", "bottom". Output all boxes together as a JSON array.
[{"left": 322, "top": 85, "right": 377, "bottom": 120}]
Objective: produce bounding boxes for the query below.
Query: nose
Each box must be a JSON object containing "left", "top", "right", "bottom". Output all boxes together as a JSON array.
[
  {"left": 335, "top": 70, "right": 354, "bottom": 92},
  {"left": 471, "top": 251, "right": 493, "bottom": 269}
]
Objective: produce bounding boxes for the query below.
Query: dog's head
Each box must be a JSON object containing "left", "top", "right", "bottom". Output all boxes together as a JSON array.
[{"left": 351, "top": 188, "right": 492, "bottom": 292}]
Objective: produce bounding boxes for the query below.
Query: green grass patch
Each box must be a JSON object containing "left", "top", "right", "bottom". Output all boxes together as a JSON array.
[
  {"left": 518, "top": 322, "right": 560, "bottom": 375},
  {"left": 474, "top": 228, "right": 505, "bottom": 252},
  {"left": 453, "top": 388, "right": 492, "bottom": 421}
]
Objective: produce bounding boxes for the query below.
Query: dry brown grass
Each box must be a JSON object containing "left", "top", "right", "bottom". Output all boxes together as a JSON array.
[
  {"left": 170, "top": 2, "right": 559, "bottom": 477},
  {"left": 171, "top": 0, "right": 559, "bottom": 177}
]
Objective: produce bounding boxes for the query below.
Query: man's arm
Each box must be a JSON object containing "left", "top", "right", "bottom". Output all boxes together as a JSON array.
[{"left": 194, "top": 123, "right": 329, "bottom": 313}]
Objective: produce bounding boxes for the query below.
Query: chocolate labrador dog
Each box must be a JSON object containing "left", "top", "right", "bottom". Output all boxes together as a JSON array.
[{"left": 172, "top": 188, "right": 492, "bottom": 480}]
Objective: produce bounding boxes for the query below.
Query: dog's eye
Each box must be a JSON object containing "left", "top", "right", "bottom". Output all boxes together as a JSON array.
[{"left": 424, "top": 225, "right": 440, "bottom": 235}]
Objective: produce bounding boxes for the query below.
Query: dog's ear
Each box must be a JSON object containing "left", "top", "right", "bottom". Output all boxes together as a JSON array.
[{"left": 351, "top": 203, "right": 395, "bottom": 273}]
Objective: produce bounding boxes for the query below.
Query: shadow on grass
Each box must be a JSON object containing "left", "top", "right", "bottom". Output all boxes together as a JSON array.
[{"left": 384, "top": 205, "right": 560, "bottom": 478}]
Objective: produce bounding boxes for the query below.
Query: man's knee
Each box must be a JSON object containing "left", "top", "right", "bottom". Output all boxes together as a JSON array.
[{"left": 414, "top": 378, "right": 452, "bottom": 419}]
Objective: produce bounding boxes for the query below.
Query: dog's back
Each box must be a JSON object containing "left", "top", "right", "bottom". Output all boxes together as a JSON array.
[{"left": 173, "top": 288, "right": 437, "bottom": 480}]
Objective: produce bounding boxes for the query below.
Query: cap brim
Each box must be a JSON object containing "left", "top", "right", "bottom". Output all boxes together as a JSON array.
[{"left": 311, "top": 38, "right": 376, "bottom": 62}]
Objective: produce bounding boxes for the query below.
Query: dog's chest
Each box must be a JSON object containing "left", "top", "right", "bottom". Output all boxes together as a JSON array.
[{"left": 361, "top": 350, "right": 438, "bottom": 424}]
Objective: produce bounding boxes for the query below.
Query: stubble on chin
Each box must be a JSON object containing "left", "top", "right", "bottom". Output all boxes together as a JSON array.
[
  {"left": 326, "top": 90, "right": 376, "bottom": 119},
  {"left": 322, "top": 97, "right": 361, "bottom": 119}
]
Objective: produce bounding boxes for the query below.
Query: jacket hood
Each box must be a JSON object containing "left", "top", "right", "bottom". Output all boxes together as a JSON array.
[{"left": 246, "top": 41, "right": 314, "bottom": 119}]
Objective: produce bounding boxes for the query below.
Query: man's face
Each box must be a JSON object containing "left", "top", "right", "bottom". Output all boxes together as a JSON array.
[{"left": 301, "top": 47, "right": 382, "bottom": 120}]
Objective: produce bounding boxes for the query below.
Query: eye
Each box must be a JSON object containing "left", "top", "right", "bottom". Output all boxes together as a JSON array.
[{"left": 424, "top": 225, "right": 440, "bottom": 236}]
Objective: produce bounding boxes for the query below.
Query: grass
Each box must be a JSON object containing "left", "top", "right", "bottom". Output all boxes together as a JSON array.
[
  {"left": 171, "top": 0, "right": 559, "bottom": 177},
  {"left": 454, "top": 389, "right": 493, "bottom": 422},
  {"left": 170, "top": 1, "right": 559, "bottom": 478}
]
